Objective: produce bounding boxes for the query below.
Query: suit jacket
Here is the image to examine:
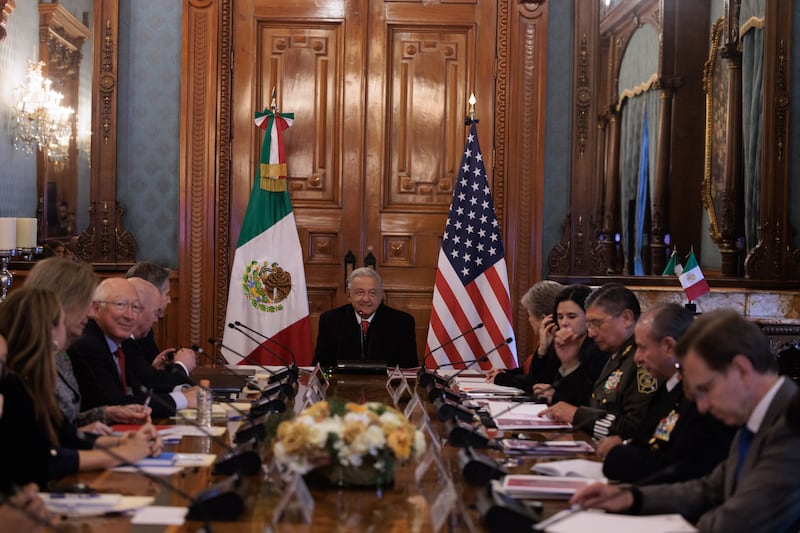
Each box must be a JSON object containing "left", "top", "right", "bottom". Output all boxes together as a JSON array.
[
  {"left": 573, "top": 337, "right": 658, "bottom": 440},
  {"left": 314, "top": 303, "right": 418, "bottom": 368},
  {"left": 639, "top": 378, "right": 800, "bottom": 532},
  {"left": 549, "top": 364, "right": 594, "bottom": 406},
  {"left": 0, "top": 374, "right": 91, "bottom": 491},
  {"left": 68, "top": 319, "right": 177, "bottom": 418},
  {"left": 122, "top": 334, "right": 192, "bottom": 393},
  {"left": 603, "top": 379, "right": 734, "bottom": 484}
]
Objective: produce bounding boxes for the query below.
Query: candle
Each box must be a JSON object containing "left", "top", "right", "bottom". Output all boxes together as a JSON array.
[
  {"left": 0, "top": 218, "right": 16, "bottom": 251},
  {"left": 16, "top": 217, "right": 37, "bottom": 248}
]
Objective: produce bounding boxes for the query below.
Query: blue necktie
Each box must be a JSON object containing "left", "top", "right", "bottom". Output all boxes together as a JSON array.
[{"left": 735, "top": 427, "right": 755, "bottom": 481}]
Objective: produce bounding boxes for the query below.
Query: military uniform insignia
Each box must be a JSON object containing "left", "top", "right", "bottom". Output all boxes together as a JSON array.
[
  {"left": 242, "top": 260, "right": 292, "bottom": 312},
  {"left": 603, "top": 369, "right": 623, "bottom": 392},
  {"left": 637, "top": 366, "right": 657, "bottom": 394},
  {"left": 652, "top": 409, "right": 680, "bottom": 443},
  {"left": 620, "top": 344, "right": 633, "bottom": 358}
]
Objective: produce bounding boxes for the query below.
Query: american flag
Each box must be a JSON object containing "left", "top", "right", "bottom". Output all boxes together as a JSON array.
[{"left": 424, "top": 121, "right": 517, "bottom": 369}]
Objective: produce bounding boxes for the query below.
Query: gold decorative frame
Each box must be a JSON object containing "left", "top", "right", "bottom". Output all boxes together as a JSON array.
[{"left": 702, "top": 17, "right": 727, "bottom": 244}]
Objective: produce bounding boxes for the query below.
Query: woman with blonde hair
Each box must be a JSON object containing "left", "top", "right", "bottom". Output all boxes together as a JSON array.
[
  {"left": 25, "top": 258, "right": 150, "bottom": 434},
  {"left": 0, "top": 288, "right": 161, "bottom": 490}
]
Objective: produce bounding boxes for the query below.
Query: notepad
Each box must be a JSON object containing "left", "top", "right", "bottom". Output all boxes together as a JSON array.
[
  {"left": 530, "top": 459, "right": 606, "bottom": 480},
  {"left": 498, "top": 475, "right": 597, "bottom": 499},
  {"left": 499, "top": 439, "right": 595, "bottom": 455},
  {"left": 136, "top": 451, "right": 177, "bottom": 467}
]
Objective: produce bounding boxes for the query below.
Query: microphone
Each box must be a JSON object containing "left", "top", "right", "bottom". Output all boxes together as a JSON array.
[
  {"left": 77, "top": 427, "right": 247, "bottom": 522},
  {"left": 419, "top": 323, "right": 484, "bottom": 386},
  {"left": 142, "top": 386, "right": 262, "bottom": 476},
  {"left": 226, "top": 324, "right": 298, "bottom": 384},
  {"left": 234, "top": 320, "right": 297, "bottom": 369},
  {"left": 208, "top": 337, "right": 284, "bottom": 381},
  {"left": 436, "top": 337, "right": 513, "bottom": 391},
  {"left": 194, "top": 344, "right": 292, "bottom": 417}
]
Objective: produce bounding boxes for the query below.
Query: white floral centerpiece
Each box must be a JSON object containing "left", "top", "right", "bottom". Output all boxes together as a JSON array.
[{"left": 272, "top": 399, "right": 427, "bottom": 487}]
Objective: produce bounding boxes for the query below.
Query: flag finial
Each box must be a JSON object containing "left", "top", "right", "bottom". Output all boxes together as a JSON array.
[
  {"left": 270, "top": 87, "right": 278, "bottom": 113},
  {"left": 468, "top": 93, "right": 476, "bottom": 121}
]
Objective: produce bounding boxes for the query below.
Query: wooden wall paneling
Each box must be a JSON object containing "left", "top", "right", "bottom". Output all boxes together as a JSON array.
[
  {"left": 501, "top": 0, "right": 548, "bottom": 358},
  {"left": 230, "top": 0, "right": 367, "bottom": 351},
  {"left": 365, "top": 1, "right": 499, "bottom": 360},
  {"left": 179, "top": 0, "right": 223, "bottom": 348},
  {"left": 661, "top": 0, "right": 709, "bottom": 271}
]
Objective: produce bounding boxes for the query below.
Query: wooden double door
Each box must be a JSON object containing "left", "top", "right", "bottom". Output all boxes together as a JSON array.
[
  {"left": 229, "top": 0, "right": 498, "bottom": 357},
  {"left": 179, "top": 0, "right": 547, "bottom": 358}
]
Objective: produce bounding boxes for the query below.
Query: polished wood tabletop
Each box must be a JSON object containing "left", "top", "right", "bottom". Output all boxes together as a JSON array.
[{"left": 54, "top": 371, "right": 587, "bottom": 532}]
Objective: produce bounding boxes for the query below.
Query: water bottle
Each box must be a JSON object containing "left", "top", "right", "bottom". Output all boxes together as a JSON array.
[{"left": 197, "top": 379, "right": 213, "bottom": 427}]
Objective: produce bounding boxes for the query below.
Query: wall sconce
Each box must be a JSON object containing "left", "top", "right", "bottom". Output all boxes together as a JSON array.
[{"left": 12, "top": 60, "right": 74, "bottom": 163}]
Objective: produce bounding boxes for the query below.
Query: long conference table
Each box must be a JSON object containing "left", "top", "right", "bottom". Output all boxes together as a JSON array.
[{"left": 54, "top": 368, "right": 588, "bottom": 532}]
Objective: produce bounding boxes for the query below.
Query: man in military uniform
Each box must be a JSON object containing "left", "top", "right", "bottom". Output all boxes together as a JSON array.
[
  {"left": 541, "top": 283, "right": 657, "bottom": 440},
  {"left": 599, "top": 303, "right": 734, "bottom": 483}
]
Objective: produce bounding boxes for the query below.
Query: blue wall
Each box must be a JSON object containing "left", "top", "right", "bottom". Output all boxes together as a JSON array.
[
  {"left": 117, "top": 0, "right": 181, "bottom": 267},
  {"left": 0, "top": 0, "right": 39, "bottom": 218}
]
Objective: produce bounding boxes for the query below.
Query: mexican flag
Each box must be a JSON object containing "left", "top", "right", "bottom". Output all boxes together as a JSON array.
[
  {"left": 661, "top": 251, "right": 683, "bottom": 276},
  {"left": 678, "top": 252, "right": 710, "bottom": 301},
  {"left": 221, "top": 108, "right": 313, "bottom": 366}
]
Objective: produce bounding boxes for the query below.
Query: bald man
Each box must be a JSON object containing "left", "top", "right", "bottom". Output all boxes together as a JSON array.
[
  {"left": 69, "top": 278, "right": 196, "bottom": 418},
  {"left": 121, "top": 278, "right": 195, "bottom": 394}
]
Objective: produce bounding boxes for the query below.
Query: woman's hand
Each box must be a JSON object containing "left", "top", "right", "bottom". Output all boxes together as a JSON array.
[
  {"left": 553, "top": 326, "right": 582, "bottom": 365},
  {"left": 537, "top": 314, "right": 557, "bottom": 355},
  {"left": 106, "top": 404, "right": 151, "bottom": 424},
  {"left": 78, "top": 421, "right": 113, "bottom": 436},
  {"left": 532, "top": 383, "right": 555, "bottom": 403},
  {"left": 485, "top": 368, "right": 505, "bottom": 382}
]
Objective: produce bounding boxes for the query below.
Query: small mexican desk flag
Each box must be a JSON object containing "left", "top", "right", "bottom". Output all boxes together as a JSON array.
[
  {"left": 222, "top": 108, "right": 313, "bottom": 366},
  {"left": 677, "top": 251, "right": 710, "bottom": 301}
]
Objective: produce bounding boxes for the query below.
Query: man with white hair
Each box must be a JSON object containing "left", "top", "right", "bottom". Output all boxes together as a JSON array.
[
  {"left": 69, "top": 278, "right": 196, "bottom": 418},
  {"left": 122, "top": 278, "right": 195, "bottom": 392},
  {"left": 314, "top": 268, "right": 418, "bottom": 368}
]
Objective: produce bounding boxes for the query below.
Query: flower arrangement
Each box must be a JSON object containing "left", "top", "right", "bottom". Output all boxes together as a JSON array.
[{"left": 272, "top": 399, "right": 426, "bottom": 487}]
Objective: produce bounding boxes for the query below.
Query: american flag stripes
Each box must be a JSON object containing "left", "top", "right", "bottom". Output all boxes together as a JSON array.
[{"left": 424, "top": 121, "right": 517, "bottom": 369}]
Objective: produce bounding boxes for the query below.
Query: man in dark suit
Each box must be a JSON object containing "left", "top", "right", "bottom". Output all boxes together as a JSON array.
[
  {"left": 69, "top": 278, "right": 196, "bottom": 418},
  {"left": 123, "top": 278, "right": 195, "bottom": 393},
  {"left": 572, "top": 309, "right": 800, "bottom": 532},
  {"left": 542, "top": 283, "right": 658, "bottom": 440},
  {"left": 314, "top": 268, "right": 417, "bottom": 368},
  {"left": 600, "top": 303, "right": 734, "bottom": 483}
]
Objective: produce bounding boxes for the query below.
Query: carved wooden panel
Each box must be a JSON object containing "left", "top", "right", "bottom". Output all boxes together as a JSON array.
[
  {"left": 382, "top": 234, "right": 414, "bottom": 266},
  {"left": 386, "top": 30, "right": 470, "bottom": 207},
  {"left": 256, "top": 26, "right": 341, "bottom": 205}
]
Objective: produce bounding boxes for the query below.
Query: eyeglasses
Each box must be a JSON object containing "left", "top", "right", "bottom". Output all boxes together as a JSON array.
[
  {"left": 586, "top": 312, "right": 620, "bottom": 331},
  {"left": 98, "top": 300, "right": 144, "bottom": 314}
]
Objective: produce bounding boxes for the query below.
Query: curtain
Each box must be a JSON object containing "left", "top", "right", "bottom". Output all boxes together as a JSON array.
[
  {"left": 619, "top": 90, "right": 660, "bottom": 275},
  {"left": 742, "top": 27, "right": 764, "bottom": 253}
]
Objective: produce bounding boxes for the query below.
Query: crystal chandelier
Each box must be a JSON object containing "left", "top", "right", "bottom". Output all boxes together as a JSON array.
[{"left": 12, "top": 61, "right": 74, "bottom": 162}]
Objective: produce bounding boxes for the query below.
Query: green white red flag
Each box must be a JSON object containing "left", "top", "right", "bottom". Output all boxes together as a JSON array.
[
  {"left": 678, "top": 251, "right": 710, "bottom": 301},
  {"left": 222, "top": 108, "right": 313, "bottom": 366}
]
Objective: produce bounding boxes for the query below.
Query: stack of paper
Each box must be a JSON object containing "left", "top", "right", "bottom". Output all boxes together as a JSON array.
[
  {"left": 497, "top": 475, "right": 597, "bottom": 499},
  {"left": 537, "top": 510, "right": 697, "bottom": 532},
  {"left": 487, "top": 401, "right": 572, "bottom": 430},
  {"left": 451, "top": 376, "right": 526, "bottom": 397},
  {"left": 530, "top": 459, "right": 606, "bottom": 480},
  {"left": 499, "top": 439, "right": 595, "bottom": 455},
  {"left": 41, "top": 493, "right": 155, "bottom": 517}
]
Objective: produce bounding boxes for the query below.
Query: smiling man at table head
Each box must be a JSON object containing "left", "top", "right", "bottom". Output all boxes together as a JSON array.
[
  {"left": 571, "top": 309, "right": 800, "bottom": 532},
  {"left": 313, "top": 267, "right": 418, "bottom": 368},
  {"left": 541, "top": 283, "right": 657, "bottom": 440}
]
